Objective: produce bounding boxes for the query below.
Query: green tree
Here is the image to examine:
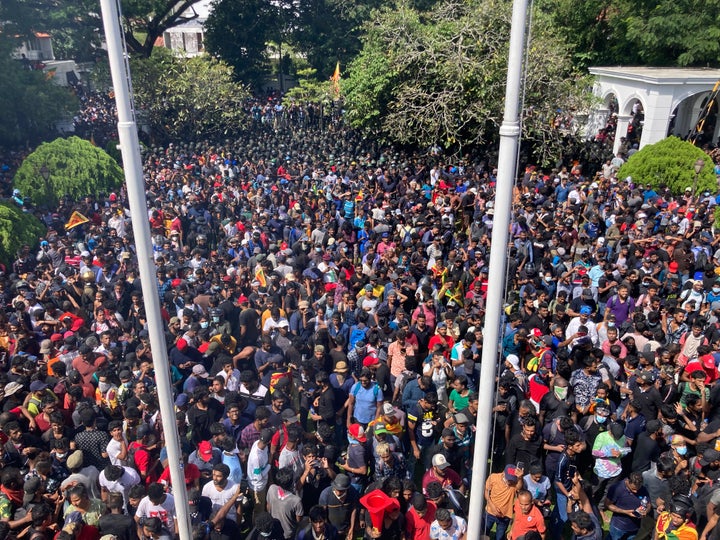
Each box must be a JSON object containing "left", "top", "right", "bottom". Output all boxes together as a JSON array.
[
  {"left": 204, "top": 0, "right": 278, "bottom": 88},
  {"left": 343, "top": 0, "right": 590, "bottom": 163},
  {"left": 130, "top": 49, "right": 250, "bottom": 142},
  {"left": 292, "top": 0, "right": 385, "bottom": 80},
  {"left": 282, "top": 68, "right": 335, "bottom": 105},
  {"left": 121, "top": 0, "right": 207, "bottom": 57},
  {"left": 0, "top": 203, "right": 46, "bottom": 268},
  {"left": 13, "top": 136, "right": 124, "bottom": 208},
  {"left": 0, "top": 0, "right": 102, "bottom": 62},
  {"left": 0, "top": 45, "right": 78, "bottom": 147},
  {"left": 538, "top": 0, "right": 720, "bottom": 68},
  {"left": 617, "top": 136, "right": 715, "bottom": 194}
]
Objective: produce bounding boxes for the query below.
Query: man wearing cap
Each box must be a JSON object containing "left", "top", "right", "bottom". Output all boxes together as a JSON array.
[
  {"left": 340, "top": 424, "right": 368, "bottom": 493},
  {"left": 319, "top": 474, "right": 359, "bottom": 539},
  {"left": 189, "top": 440, "right": 221, "bottom": 483},
  {"left": 270, "top": 409, "right": 300, "bottom": 466},
  {"left": 483, "top": 464, "right": 523, "bottom": 540},
  {"left": 566, "top": 306, "right": 599, "bottom": 346},
  {"left": 422, "top": 454, "right": 463, "bottom": 494}
]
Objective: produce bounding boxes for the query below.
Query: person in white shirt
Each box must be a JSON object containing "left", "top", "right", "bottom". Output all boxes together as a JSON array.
[
  {"left": 99, "top": 464, "right": 140, "bottom": 508},
  {"left": 247, "top": 428, "right": 272, "bottom": 520},
  {"left": 201, "top": 463, "right": 240, "bottom": 523},
  {"left": 106, "top": 420, "right": 128, "bottom": 466},
  {"left": 135, "top": 484, "right": 177, "bottom": 537},
  {"left": 565, "top": 306, "right": 599, "bottom": 346},
  {"left": 430, "top": 507, "right": 467, "bottom": 540}
]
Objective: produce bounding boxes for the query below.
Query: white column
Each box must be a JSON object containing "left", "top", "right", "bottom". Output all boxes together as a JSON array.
[{"left": 613, "top": 115, "right": 632, "bottom": 155}]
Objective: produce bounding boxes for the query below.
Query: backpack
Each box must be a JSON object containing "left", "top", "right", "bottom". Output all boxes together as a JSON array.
[
  {"left": 352, "top": 382, "right": 379, "bottom": 400},
  {"left": 527, "top": 348, "right": 556, "bottom": 373}
]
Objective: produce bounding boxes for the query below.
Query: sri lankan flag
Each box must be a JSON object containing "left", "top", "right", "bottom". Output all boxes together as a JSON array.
[
  {"left": 255, "top": 266, "right": 267, "bottom": 288},
  {"left": 330, "top": 62, "right": 340, "bottom": 97},
  {"left": 65, "top": 211, "right": 89, "bottom": 230}
]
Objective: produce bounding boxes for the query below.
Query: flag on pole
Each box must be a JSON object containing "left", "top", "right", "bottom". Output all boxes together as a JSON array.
[
  {"left": 330, "top": 61, "right": 341, "bottom": 97},
  {"left": 255, "top": 266, "right": 267, "bottom": 288},
  {"left": 65, "top": 211, "right": 89, "bottom": 230}
]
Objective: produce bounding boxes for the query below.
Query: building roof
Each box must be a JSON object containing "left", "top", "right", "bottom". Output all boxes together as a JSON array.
[{"left": 589, "top": 66, "right": 720, "bottom": 85}]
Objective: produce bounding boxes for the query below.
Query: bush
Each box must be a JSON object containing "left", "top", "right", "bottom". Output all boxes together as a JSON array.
[
  {"left": 13, "top": 136, "right": 124, "bottom": 208},
  {"left": 617, "top": 136, "right": 715, "bottom": 195},
  {"left": 0, "top": 202, "right": 46, "bottom": 268}
]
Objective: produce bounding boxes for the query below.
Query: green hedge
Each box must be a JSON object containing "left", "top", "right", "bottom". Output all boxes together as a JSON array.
[
  {"left": 617, "top": 136, "right": 715, "bottom": 195},
  {"left": 13, "top": 136, "right": 124, "bottom": 207}
]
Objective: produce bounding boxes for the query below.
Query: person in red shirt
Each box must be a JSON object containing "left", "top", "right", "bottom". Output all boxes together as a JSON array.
[
  {"left": 406, "top": 493, "right": 436, "bottom": 540},
  {"left": 158, "top": 451, "right": 200, "bottom": 491},
  {"left": 683, "top": 345, "right": 719, "bottom": 385},
  {"left": 509, "top": 489, "right": 546, "bottom": 540},
  {"left": 128, "top": 424, "right": 159, "bottom": 485},
  {"left": 422, "top": 454, "right": 463, "bottom": 493}
]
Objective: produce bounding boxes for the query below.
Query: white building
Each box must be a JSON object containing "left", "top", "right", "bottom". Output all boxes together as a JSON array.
[{"left": 590, "top": 66, "right": 720, "bottom": 155}]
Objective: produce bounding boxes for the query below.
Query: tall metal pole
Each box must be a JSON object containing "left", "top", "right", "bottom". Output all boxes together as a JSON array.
[
  {"left": 466, "top": 0, "right": 528, "bottom": 537},
  {"left": 98, "top": 2, "right": 192, "bottom": 540}
]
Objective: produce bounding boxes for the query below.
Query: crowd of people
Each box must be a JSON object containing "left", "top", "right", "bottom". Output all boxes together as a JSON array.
[{"left": 0, "top": 87, "right": 719, "bottom": 540}]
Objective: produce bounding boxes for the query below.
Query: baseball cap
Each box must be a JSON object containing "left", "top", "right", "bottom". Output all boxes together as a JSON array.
[
  {"left": 454, "top": 412, "right": 470, "bottom": 424},
  {"left": 580, "top": 305, "right": 592, "bottom": 315},
  {"left": 348, "top": 423, "right": 367, "bottom": 443},
  {"left": 362, "top": 355, "right": 379, "bottom": 367},
  {"left": 281, "top": 409, "right": 300, "bottom": 424},
  {"left": 504, "top": 464, "right": 520, "bottom": 482},
  {"left": 259, "top": 428, "right": 273, "bottom": 444},
  {"left": 29, "top": 381, "right": 48, "bottom": 392},
  {"left": 432, "top": 454, "right": 450, "bottom": 470},
  {"left": 198, "top": 441, "right": 213, "bottom": 462},
  {"left": 700, "top": 448, "right": 720, "bottom": 466},
  {"left": 373, "top": 423, "right": 389, "bottom": 436},
  {"left": 192, "top": 364, "right": 209, "bottom": 378},
  {"left": 382, "top": 403, "right": 397, "bottom": 416}
]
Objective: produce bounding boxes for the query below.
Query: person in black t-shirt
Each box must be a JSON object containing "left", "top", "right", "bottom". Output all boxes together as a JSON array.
[{"left": 98, "top": 492, "right": 137, "bottom": 540}]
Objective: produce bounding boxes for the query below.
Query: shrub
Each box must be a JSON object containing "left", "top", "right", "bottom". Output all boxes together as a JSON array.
[
  {"left": 0, "top": 202, "right": 46, "bottom": 268},
  {"left": 13, "top": 136, "right": 124, "bottom": 208},
  {"left": 617, "top": 136, "right": 715, "bottom": 195}
]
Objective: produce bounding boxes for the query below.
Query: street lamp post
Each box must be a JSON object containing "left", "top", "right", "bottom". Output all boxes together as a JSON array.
[
  {"left": 693, "top": 158, "right": 705, "bottom": 197},
  {"left": 39, "top": 165, "right": 50, "bottom": 190}
]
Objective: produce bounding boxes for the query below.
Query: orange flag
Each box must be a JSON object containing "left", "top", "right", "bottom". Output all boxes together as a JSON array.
[
  {"left": 65, "top": 211, "right": 89, "bottom": 230},
  {"left": 330, "top": 62, "right": 340, "bottom": 97}
]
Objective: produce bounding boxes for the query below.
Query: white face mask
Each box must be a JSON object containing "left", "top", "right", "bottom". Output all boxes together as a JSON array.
[
  {"left": 554, "top": 386, "right": 568, "bottom": 400},
  {"left": 98, "top": 382, "right": 111, "bottom": 393}
]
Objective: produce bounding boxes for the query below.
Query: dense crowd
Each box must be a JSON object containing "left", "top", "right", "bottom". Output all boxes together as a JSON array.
[{"left": 0, "top": 89, "right": 718, "bottom": 540}]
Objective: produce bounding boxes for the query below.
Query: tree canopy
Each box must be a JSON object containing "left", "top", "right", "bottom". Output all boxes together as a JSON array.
[
  {"left": 342, "top": 0, "right": 590, "bottom": 163},
  {"left": 130, "top": 49, "right": 250, "bottom": 143},
  {"left": 204, "top": 0, "right": 278, "bottom": 88},
  {"left": 13, "top": 136, "right": 124, "bottom": 207},
  {"left": 538, "top": 0, "right": 720, "bottom": 69},
  {"left": 0, "top": 203, "right": 46, "bottom": 269},
  {"left": 0, "top": 44, "right": 78, "bottom": 147}
]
